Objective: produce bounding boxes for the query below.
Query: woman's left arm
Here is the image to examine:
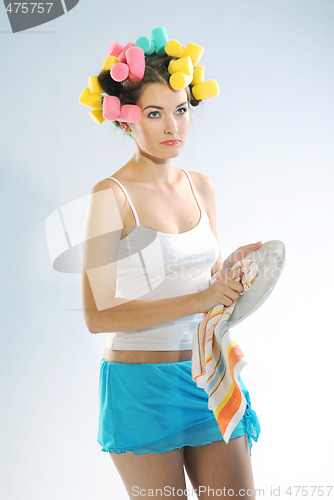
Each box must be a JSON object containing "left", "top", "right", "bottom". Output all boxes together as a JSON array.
[
  {"left": 190, "top": 171, "right": 263, "bottom": 278},
  {"left": 189, "top": 171, "right": 223, "bottom": 277}
]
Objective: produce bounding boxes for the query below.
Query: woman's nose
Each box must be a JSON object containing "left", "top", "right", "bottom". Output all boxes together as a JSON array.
[{"left": 164, "top": 115, "right": 178, "bottom": 134}]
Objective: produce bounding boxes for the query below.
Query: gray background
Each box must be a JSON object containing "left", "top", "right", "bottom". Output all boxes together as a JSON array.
[{"left": 1, "top": 1, "right": 333, "bottom": 498}]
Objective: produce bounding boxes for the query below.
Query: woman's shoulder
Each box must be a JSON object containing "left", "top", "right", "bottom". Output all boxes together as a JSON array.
[
  {"left": 186, "top": 170, "right": 216, "bottom": 198},
  {"left": 92, "top": 163, "right": 137, "bottom": 195},
  {"left": 88, "top": 173, "right": 129, "bottom": 222},
  {"left": 185, "top": 170, "right": 217, "bottom": 216},
  {"left": 90, "top": 168, "right": 127, "bottom": 198}
]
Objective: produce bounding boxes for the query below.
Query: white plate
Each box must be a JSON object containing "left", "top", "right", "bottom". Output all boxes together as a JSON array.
[{"left": 228, "top": 239, "right": 286, "bottom": 328}]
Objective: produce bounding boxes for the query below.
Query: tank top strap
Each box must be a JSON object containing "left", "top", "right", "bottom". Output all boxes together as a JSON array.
[
  {"left": 180, "top": 168, "right": 202, "bottom": 211},
  {"left": 108, "top": 176, "right": 140, "bottom": 226}
]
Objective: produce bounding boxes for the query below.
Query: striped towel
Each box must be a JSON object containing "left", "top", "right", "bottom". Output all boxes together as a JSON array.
[{"left": 191, "top": 258, "right": 258, "bottom": 444}]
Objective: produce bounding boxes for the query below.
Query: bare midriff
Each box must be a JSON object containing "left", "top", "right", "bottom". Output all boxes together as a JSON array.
[{"left": 103, "top": 347, "right": 193, "bottom": 364}]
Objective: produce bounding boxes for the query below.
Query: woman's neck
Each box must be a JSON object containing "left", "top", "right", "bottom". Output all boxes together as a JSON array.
[{"left": 127, "top": 152, "right": 177, "bottom": 184}]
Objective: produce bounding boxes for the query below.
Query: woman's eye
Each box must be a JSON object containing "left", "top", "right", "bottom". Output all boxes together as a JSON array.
[
  {"left": 176, "top": 107, "right": 187, "bottom": 115},
  {"left": 148, "top": 111, "right": 159, "bottom": 118}
]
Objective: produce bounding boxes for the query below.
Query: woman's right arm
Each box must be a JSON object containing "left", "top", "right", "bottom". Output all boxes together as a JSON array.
[{"left": 81, "top": 180, "right": 243, "bottom": 334}]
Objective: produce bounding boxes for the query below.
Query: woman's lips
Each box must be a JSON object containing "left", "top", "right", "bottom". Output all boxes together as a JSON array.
[{"left": 160, "top": 140, "right": 181, "bottom": 145}]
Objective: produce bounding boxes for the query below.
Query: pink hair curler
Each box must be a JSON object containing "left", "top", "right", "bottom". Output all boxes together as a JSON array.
[
  {"left": 126, "top": 46, "right": 145, "bottom": 82},
  {"left": 118, "top": 42, "right": 135, "bottom": 63},
  {"left": 107, "top": 40, "right": 124, "bottom": 58},
  {"left": 103, "top": 95, "right": 121, "bottom": 121},
  {"left": 119, "top": 104, "right": 142, "bottom": 123},
  {"left": 102, "top": 96, "right": 142, "bottom": 123},
  {"left": 110, "top": 62, "right": 129, "bottom": 82}
]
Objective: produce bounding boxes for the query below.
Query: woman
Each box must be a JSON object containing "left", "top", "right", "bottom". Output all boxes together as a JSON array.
[{"left": 81, "top": 33, "right": 262, "bottom": 499}]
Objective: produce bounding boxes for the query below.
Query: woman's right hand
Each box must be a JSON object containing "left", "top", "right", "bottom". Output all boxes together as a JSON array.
[{"left": 196, "top": 267, "right": 244, "bottom": 313}]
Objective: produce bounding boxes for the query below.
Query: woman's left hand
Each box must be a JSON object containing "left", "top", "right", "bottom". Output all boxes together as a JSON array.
[{"left": 222, "top": 241, "right": 263, "bottom": 274}]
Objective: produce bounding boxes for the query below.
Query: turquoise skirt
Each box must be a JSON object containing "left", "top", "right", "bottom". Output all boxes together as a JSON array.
[{"left": 97, "top": 358, "right": 261, "bottom": 456}]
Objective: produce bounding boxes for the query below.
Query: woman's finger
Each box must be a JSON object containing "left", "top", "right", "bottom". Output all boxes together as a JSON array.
[{"left": 241, "top": 241, "right": 262, "bottom": 252}]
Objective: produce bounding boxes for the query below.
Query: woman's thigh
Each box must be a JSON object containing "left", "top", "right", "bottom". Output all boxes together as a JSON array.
[
  {"left": 183, "top": 435, "right": 255, "bottom": 499},
  {"left": 110, "top": 447, "right": 188, "bottom": 499}
]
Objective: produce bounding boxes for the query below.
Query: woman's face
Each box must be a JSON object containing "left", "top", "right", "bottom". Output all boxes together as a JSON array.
[{"left": 127, "top": 82, "right": 190, "bottom": 161}]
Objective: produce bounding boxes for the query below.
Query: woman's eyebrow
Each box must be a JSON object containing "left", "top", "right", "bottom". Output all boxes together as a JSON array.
[
  {"left": 143, "top": 105, "right": 163, "bottom": 111},
  {"left": 143, "top": 102, "right": 188, "bottom": 111}
]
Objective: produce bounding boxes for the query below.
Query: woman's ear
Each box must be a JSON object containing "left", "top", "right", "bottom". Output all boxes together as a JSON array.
[{"left": 119, "top": 122, "right": 132, "bottom": 134}]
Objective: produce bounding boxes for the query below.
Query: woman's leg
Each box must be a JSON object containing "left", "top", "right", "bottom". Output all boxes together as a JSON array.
[
  {"left": 110, "top": 447, "right": 188, "bottom": 499},
  {"left": 183, "top": 435, "right": 255, "bottom": 499}
]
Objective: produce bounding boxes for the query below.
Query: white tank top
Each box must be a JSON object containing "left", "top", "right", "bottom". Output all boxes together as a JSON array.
[{"left": 105, "top": 168, "right": 220, "bottom": 351}]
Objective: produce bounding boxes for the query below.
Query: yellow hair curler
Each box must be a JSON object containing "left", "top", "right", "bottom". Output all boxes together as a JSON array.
[
  {"left": 170, "top": 72, "right": 193, "bottom": 90},
  {"left": 192, "top": 80, "right": 220, "bottom": 100},
  {"left": 79, "top": 88, "right": 103, "bottom": 109},
  {"left": 101, "top": 56, "right": 119, "bottom": 71},
  {"left": 165, "top": 39, "right": 185, "bottom": 58},
  {"left": 168, "top": 56, "right": 193, "bottom": 76},
  {"left": 89, "top": 108, "right": 105, "bottom": 124},
  {"left": 88, "top": 76, "right": 104, "bottom": 95},
  {"left": 184, "top": 42, "right": 204, "bottom": 65},
  {"left": 191, "top": 65, "right": 205, "bottom": 86}
]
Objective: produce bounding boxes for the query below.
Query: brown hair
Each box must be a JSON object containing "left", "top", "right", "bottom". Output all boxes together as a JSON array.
[{"left": 97, "top": 52, "right": 200, "bottom": 128}]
